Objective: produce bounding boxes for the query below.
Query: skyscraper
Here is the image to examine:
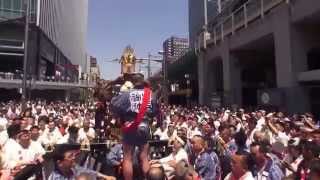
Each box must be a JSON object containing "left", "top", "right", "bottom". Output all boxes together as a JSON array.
[{"left": 163, "top": 36, "right": 189, "bottom": 64}]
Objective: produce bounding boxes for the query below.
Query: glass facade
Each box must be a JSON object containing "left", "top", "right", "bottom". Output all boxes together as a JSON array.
[{"left": 0, "top": 0, "right": 37, "bottom": 22}]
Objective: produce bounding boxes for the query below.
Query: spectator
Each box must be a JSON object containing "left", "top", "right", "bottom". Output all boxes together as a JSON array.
[
  {"left": 20, "top": 118, "right": 29, "bottom": 130},
  {"left": 146, "top": 164, "right": 167, "bottom": 180},
  {"left": 76, "top": 172, "right": 95, "bottom": 180},
  {"left": 2, "top": 124, "right": 21, "bottom": 168},
  {"left": 216, "top": 125, "right": 236, "bottom": 178},
  {"left": 175, "top": 160, "right": 199, "bottom": 180},
  {"left": 157, "top": 134, "right": 188, "bottom": 178},
  {"left": 58, "top": 125, "right": 87, "bottom": 144},
  {"left": 3, "top": 129, "right": 44, "bottom": 170},
  {"left": 37, "top": 115, "right": 48, "bottom": 134},
  {"left": 153, "top": 121, "right": 169, "bottom": 140},
  {"left": 48, "top": 144, "right": 115, "bottom": 180},
  {"left": 79, "top": 119, "right": 96, "bottom": 141},
  {"left": 30, "top": 126, "right": 40, "bottom": 142},
  {"left": 0, "top": 122, "right": 8, "bottom": 147},
  {"left": 224, "top": 153, "right": 254, "bottom": 180},
  {"left": 235, "top": 129, "right": 249, "bottom": 155},
  {"left": 250, "top": 141, "right": 284, "bottom": 180},
  {"left": 39, "top": 120, "right": 63, "bottom": 145},
  {"left": 191, "top": 135, "right": 218, "bottom": 180},
  {"left": 282, "top": 138, "right": 303, "bottom": 176},
  {"left": 106, "top": 143, "right": 123, "bottom": 177},
  {"left": 296, "top": 140, "right": 320, "bottom": 180}
]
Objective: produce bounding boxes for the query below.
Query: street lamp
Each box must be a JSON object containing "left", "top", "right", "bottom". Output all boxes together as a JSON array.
[
  {"left": 157, "top": 51, "right": 169, "bottom": 104},
  {"left": 146, "top": 53, "right": 162, "bottom": 79},
  {"left": 22, "top": 0, "right": 30, "bottom": 111}
]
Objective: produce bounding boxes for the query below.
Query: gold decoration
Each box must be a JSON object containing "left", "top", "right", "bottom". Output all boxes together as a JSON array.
[{"left": 120, "top": 45, "right": 136, "bottom": 74}]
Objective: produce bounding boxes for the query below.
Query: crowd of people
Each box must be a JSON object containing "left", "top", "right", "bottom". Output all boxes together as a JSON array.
[
  {"left": 0, "top": 97, "right": 319, "bottom": 180},
  {"left": 149, "top": 105, "right": 320, "bottom": 180},
  {"left": 0, "top": 101, "right": 116, "bottom": 180}
]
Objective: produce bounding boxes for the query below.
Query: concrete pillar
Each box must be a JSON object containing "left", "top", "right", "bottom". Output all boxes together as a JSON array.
[
  {"left": 273, "top": 5, "right": 309, "bottom": 113},
  {"left": 205, "top": 61, "right": 215, "bottom": 105},
  {"left": 273, "top": 5, "right": 295, "bottom": 87},
  {"left": 197, "top": 52, "right": 207, "bottom": 105},
  {"left": 221, "top": 43, "right": 242, "bottom": 106}
]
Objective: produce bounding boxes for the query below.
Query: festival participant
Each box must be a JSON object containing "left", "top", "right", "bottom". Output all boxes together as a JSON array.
[
  {"left": 48, "top": 144, "right": 115, "bottom": 180},
  {"left": 224, "top": 153, "right": 254, "bottom": 180},
  {"left": 79, "top": 119, "right": 96, "bottom": 142},
  {"left": 39, "top": 119, "right": 63, "bottom": 145},
  {"left": 191, "top": 135, "right": 218, "bottom": 180},
  {"left": 296, "top": 140, "right": 320, "bottom": 180},
  {"left": 250, "top": 142, "right": 284, "bottom": 180},
  {"left": 151, "top": 134, "right": 188, "bottom": 179},
  {"left": 110, "top": 73, "right": 158, "bottom": 180}
]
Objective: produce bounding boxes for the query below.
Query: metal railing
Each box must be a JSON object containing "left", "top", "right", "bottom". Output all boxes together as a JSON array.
[
  {"left": 200, "top": 0, "right": 287, "bottom": 47},
  {"left": 0, "top": 8, "right": 24, "bottom": 20},
  {"left": 0, "top": 71, "right": 95, "bottom": 87},
  {"left": 0, "top": 8, "right": 36, "bottom": 22},
  {"left": 0, "top": 38, "right": 24, "bottom": 49}
]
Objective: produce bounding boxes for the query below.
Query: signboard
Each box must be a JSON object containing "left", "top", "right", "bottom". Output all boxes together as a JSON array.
[
  {"left": 257, "top": 89, "right": 284, "bottom": 106},
  {"left": 261, "top": 92, "right": 270, "bottom": 104}
]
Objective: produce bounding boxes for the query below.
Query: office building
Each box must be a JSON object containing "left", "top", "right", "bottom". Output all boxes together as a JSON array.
[
  {"left": 89, "top": 56, "right": 100, "bottom": 83},
  {"left": 163, "top": 36, "right": 189, "bottom": 64},
  {"left": 0, "top": 0, "right": 89, "bottom": 101}
]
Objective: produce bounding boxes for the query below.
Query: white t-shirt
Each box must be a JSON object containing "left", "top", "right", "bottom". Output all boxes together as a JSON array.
[
  {"left": 3, "top": 140, "right": 44, "bottom": 169},
  {"left": 256, "top": 117, "right": 266, "bottom": 130},
  {"left": 57, "top": 133, "right": 88, "bottom": 144},
  {"left": 153, "top": 128, "right": 169, "bottom": 140},
  {"left": 30, "top": 141, "right": 46, "bottom": 156},
  {"left": 274, "top": 132, "right": 290, "bottom": 147},
  {"left": 0, "top": 117, "right": 8, "bottom": 127},
  {"left": 39, "top": 127, "right": 63, "bottom": 145},
  {"left": 0, "top": 130, "right": 8, "bottom": 147},
  {"left": 79, "top": 128, "right": 96, "bottom": 140},
  {"left": 224, "top": 171, "right": 255, "bottom": 180},
  {"left": 160, "top": 148, "right": 189, "bottom": 178}
]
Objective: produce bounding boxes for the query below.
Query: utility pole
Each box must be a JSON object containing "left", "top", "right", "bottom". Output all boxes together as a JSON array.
[
  {"left": 147, "top": 53, "right": 151, "bottom": 79},
  {"left": 22, "top": 0, "right": 30, "bottom": 111},
  {"left": 159, "top": 51, "right": 168, "bottom": 104},
  {"left": 204, "top": 0, "right": 208, "bottom": 27},
  {"left": 218, "top": 0, "right": 222, "bottom": 13}
]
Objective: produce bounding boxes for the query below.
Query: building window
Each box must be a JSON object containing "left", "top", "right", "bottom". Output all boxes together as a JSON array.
[
  {"left": 0, "top": 0, "right": 2, "bottom": 17},
  {"left": 3, "top": 0, "right": 10, "bottom": 9},
  {"left": 2, "top": 0, "right": 11, "bottom": 18},
  {"left": 12, "top": 0, "right": 22, "bottom": 18},
  {"left": 12, "top": 0, "right": 21, "bottom": 10},
  {"left": 31, "top": 0, "right": 36, "bottom": 14}
]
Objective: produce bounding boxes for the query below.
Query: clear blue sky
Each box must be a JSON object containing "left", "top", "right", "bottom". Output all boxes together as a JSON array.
[{"left": 87, "top": 0, "right": 188, "bottom": 80}]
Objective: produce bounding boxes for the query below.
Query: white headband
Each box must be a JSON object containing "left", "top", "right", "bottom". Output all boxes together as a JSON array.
[{"left": 175, "top": 136, "right": 185, "bottom": 146}]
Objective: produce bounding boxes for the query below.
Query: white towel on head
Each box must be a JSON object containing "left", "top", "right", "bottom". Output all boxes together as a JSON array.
[{"left": 120, "top": 81, "right": 134, "bottom": 92}]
